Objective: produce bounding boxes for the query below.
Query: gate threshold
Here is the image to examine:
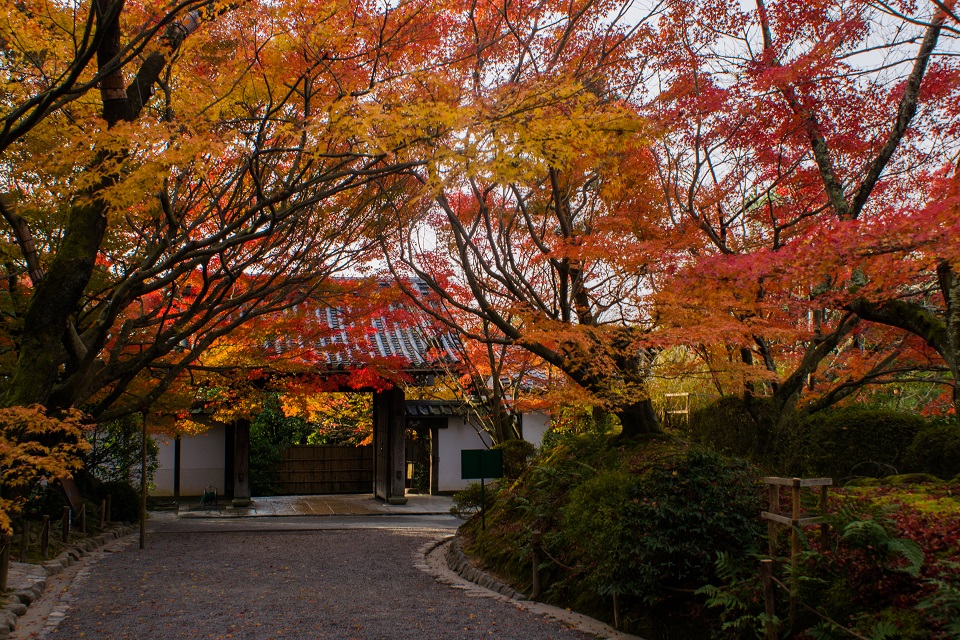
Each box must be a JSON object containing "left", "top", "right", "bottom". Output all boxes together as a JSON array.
[{"left": 177, "top": 493, "right": 454, "bottom": 518}]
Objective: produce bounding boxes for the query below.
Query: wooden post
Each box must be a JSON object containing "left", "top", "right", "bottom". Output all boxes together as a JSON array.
[
  {"left": 173, "top": 435, "right": 181, "bottom": 502},
  {"left": 106, "top": 494, "right": 112, "bottom": 523},
  {"left": 430, "top": 426, "right": 440, "bottom": 496},
  {"left": 19, "top": 519, "right": 30, "bottom": 562},
  {"left": 61, "top": 506, "right": 71, "bottom": 544},
  {"left": 140, "top": 412, "right": 148, "bottom": 550},
  {"left": 99, "top": 499, "right": 106, "bottom": 530},
  {"left": 767, "top": 483, "right": 780, "bottom": 558},
  {"left": 388, "top": 387, "right": 407, "bottom": 504},
  {"left": 77, "top": 502, "right": 86, "bottom": 534},
  {"left": 0, "top": 534, "right": 11, "bottom": 591},
  {"left": 613, "top": 593, "right": 621, "bottom": 630},
  {"left": 40, "top": 515, "right": 50, "bottom": 559},
  {"left": 820, "top": 484, "right": 829, "bottom": 544},
  {"left": 232, "top": 418, "right": 252, "bottom": 507},
  {"left": 531, "top": 530, "right": 542, "bottom": 600},
  {"left": 790, "top": 477, "right": 801, "bottom": 626},
  {"left": 760, "top": 559, "right": 776, "bottom": 640}
]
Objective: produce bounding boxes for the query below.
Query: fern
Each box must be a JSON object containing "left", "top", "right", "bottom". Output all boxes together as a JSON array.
[{"left": 841, "top": 519, "right": 924, "bottom": 576}]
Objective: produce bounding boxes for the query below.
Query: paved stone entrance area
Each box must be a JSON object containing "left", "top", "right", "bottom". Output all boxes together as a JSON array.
[
  {"left": 178, "top": 493, "right": 454, "bottom": 518},
  {"left": 11, "top": 512, "right": 597, "bottom": 640}
]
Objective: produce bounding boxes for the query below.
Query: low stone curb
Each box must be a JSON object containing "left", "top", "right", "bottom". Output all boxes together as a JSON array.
[
  {"left": 445, "top": 536, "right": 528, "bottom": 600},
  {"left": 0, "top": 523, "right": 135, "bottom": 639},
  {"left": 430, "top": 535, "right": 642, "bottom": 640}
]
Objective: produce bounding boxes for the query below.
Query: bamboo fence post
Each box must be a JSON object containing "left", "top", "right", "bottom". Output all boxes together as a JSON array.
[
  {"left": 140, "top": 411, "right": 148, "bottom": 550},
  {"left": 99, "top": 499, "right": 106, "bottom": 530},
  {"left": 613, "top": 593, "right": 621, "bottom": 630},
  {"left": 820, "top": 484, "right": 829, "bottom": 543}
]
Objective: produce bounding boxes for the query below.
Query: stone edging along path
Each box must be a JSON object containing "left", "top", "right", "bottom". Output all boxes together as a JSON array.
[
  {"left": 419, "top": 534, "right": 642, "bottom": 640},
  {"left": 445, "top": 537, "right": 529, "bottom": 600},
  {"left": 0, "top": 523, "right": 135, "bottom": 639}
]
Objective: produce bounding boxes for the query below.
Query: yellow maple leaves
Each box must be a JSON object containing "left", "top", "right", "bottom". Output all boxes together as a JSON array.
[{"left": 0, "top": 405, "right": 90, "bottom": 533}]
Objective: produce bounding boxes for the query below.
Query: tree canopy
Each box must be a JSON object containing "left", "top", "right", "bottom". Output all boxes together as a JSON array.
[{"left": 1, "top": 0, "right": 958, "bottom": 526}]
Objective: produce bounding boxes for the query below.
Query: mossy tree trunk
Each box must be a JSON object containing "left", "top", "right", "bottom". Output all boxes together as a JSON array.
[{"left": 0, "top": 1, "right": 205, "bottom": 411}]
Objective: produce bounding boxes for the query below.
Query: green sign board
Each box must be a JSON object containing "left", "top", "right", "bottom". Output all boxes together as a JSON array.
[{"left": 461, "top": 449, "right": 504, "bottom": 480}]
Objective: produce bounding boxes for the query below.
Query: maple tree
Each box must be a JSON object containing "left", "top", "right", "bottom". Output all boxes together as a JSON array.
[
  {"left": 0, "top": 0, "right": 455, "bottom": 420},
  {"left": 0, "top": 0, "right": 462, "bottom": 528},
  {"left": 638, "top": 0, "right": 960, "bottom": 431},
  {"left": 376, "top": 0, "right": 960, "bottom": 442},
  {"left": 379, "top": 0, "right": 667, "bottom": 436},
  {"left": 0, "top": 405, "right": 88, "bottom": 532}
]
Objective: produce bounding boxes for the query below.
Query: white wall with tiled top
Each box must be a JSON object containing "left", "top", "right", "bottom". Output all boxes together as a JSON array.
[{"left": 152, "top": 426, "right": 225, "bottom": 497}]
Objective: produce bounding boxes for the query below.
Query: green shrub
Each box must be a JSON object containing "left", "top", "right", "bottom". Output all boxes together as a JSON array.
[
  {"left": 687, "top": 396, "right": 774, "bottom": 462},
  {"left": 451, "top": 481, "right": 499, "bottom": 519},
  {"left": 102, "top": 480, "right": 141, "bottom": 522},
  {"left": 559, "top": 448, "right": 764, "bottom": 605},
  {"left": 463, "top": 433, "right": 766, "bottom": 636},
  {"left": 618, "top": 449, "right": 765, "bottom": 604},
  {"left": 784, "top": 408, "right": 927, "bottom": 481},
  {"left": 903, "top": 421, "right": 960, "bottom": 479},
  {"left": 493, "top": 439, "right": 536, "bottom": 480},
  {"left": 561, "top": 469, "right": 637, "bottom": 596},
  {"left": 23, "top": 483, "right": 68, "bottom": 518}
]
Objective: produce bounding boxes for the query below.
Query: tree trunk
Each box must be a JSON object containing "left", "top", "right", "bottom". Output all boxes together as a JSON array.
[
  {"left": 941, "top": 263, "right": 960, "bottom": 420},
  {"left": 616, "top": 396, "right": 662, "bottom": 438},
  {"left": 2, "top": 204, "right": 107, "bottom": 407}
]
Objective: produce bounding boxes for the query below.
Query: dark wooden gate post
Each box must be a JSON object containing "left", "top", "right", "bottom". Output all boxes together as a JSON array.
[
  {"left": 173, "top": 435, "right": 181, "bottom": 502},
  {"left": 388, "top": 387, "right": 407, "bottom": 504},
  {"left": 232, "top": 418, "right": 251, "bottom": 507},
  {"left": 373, "top": 387, "right": 407, "bottom": 504},
  {"left": 430, "top": 425, "right": 440, "bottom": 496}
]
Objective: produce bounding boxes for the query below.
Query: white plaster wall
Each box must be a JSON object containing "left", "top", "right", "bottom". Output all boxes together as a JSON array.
[
  {"left": 151, "top": 426, "right": 226, "bottom": 496},
  {"left": 521, "top": 412, "right": 551, "bottom": 448},
  {"left": 435, "top": 418, "right": 493, "bottom": 493}
]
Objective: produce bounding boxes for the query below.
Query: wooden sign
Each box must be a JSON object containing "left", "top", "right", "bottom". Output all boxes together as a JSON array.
[{"left": 58, "top": 477, "right": 83, "bottom": 511}]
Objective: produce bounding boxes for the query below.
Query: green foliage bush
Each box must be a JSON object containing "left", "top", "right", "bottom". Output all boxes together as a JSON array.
[
  {"left": 903, "top": 421, "right": 960, "bottom": 480},
  {"left": 102, "top": 480, "right": 141, "bottom": 522},
  {"left": 463, "top": 431, "right": 765, "bottom": 636},
  {"left": 451, "top": 481, "right": 500, "bottom": 519},
  {"left": 493, "top": 439, "right": 536, "bottom": 480},
  {"left": 783, "top": 407, "right": 927, "bottom": 481},
  {"left": 593, "top": 450, "right": 764, "bottom": 605},
  {"left": 23, "top": 483, "right": 68, "bottom": 518},
  {"left": 687, "top": 396, "right": 775, "bottom": 462}
]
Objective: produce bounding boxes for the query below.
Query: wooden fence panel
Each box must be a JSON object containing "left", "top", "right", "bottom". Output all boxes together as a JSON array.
[{"left": 274, "top": 445, "right": 374, "bottom": 495}]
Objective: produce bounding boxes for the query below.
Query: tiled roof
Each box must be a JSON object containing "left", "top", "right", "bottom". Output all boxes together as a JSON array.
[
  {"left": 404, "top": 400, "right": 466, "bottom": 417},
  {"left": 264, "top": 280, "right": 462, "bottom": 374}
]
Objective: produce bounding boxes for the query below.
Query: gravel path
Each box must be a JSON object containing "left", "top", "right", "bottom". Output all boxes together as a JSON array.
[{"left": 40, "top": 522, "right": 594, "bottom": 640}]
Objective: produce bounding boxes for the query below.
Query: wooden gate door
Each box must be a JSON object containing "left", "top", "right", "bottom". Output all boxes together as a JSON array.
[{"left": 274, "top": 445, "right": 373, "bottom": 494}]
